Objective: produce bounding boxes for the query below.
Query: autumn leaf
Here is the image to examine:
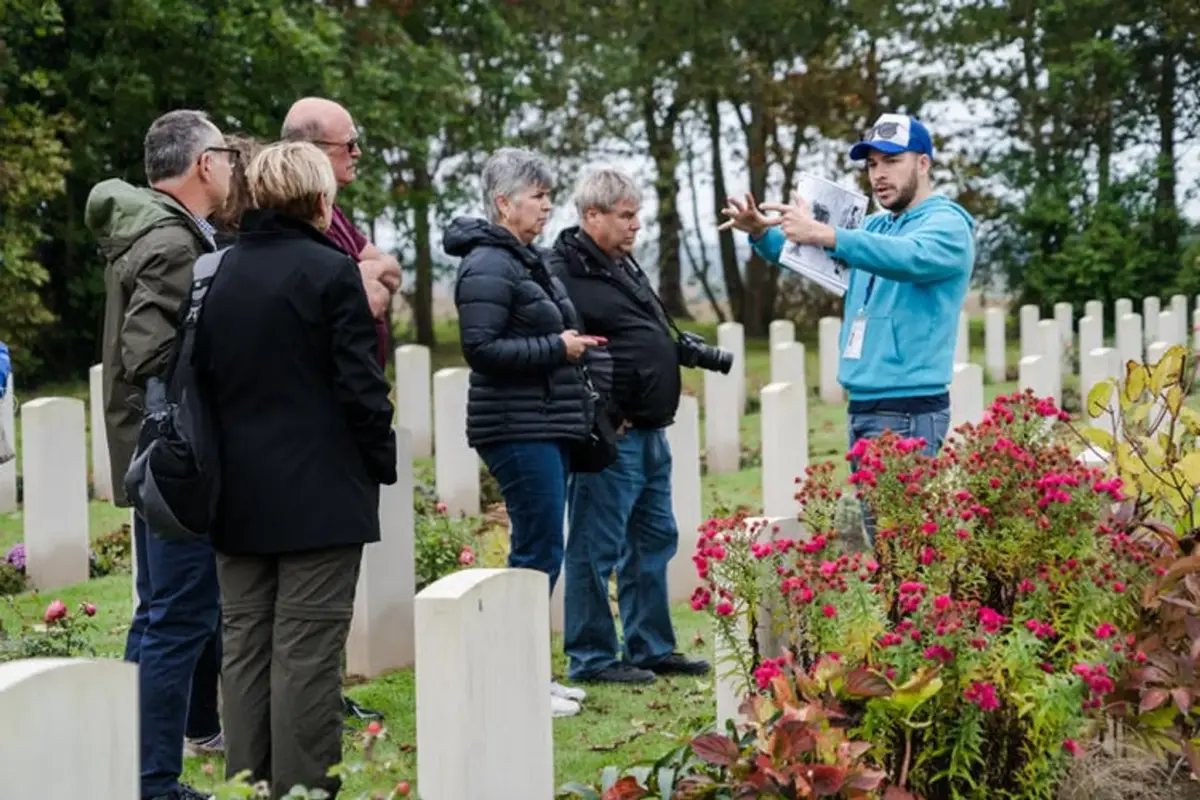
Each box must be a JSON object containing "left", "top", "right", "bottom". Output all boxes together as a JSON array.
[
  {"left": 1140, "top": 688, "right": 1170, "bottom": 713},
  {"left": 600, "top": 776, "right": 648, "bottom": 800},
  {"left": 844, "top": 667, "right": 893, "bottom": 698},
  {"left": 690, "top": 733, "right": 741, "bottom": 766}
]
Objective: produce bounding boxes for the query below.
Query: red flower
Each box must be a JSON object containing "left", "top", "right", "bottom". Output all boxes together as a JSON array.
[
  {"left": 83, "top": 603, "right": 96, "bottom": 617},
  {"left": 458, "top": 546, "right": 475, "bottom": 566},
  {"left": 963, "top": 681, "right": 1001, "bottom": 711},
  {"left": 365, "top": 721, "right": 383, "bottom": 736},
  {"left": 715, "top": 600, "right": 734, "bottom": 617},
  {"left": 1095, "top": 622, "right": 1116, "bottom": 640},
  {"left": 822, "top": 604, "right": 837, "bottom": 618},
  {"left": 435, "top": 502, "right": 448, "bottom": 514}
]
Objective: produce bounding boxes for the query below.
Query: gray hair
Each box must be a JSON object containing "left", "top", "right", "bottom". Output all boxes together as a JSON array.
[
  {"left": 143, "top": 110, "right": 223, "bottom": 184},
  {"left": 573, "top": 167, "right": 642, "bottom": 218},
  {"left": 481, "top": 147, "right": 555, "bottom": 223}
]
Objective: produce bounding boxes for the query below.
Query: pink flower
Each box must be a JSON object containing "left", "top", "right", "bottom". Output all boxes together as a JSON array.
[
  {"left": 920, "top": 521, "right": 938, "bottom": 535},
  {"left": 933, "top": 594, "right": 952, "bottom": 612},
  {"left": 689, "top": 587, "right": 712, "bottom": 611},
  {"left": 963, "top": 681, "right": 1000, "bottom": 711},
  {"left": 715, "top": 600, "right": 734, "bottom": 617},
  {"left": 435, "top": 502, "right": 448, "bottom": 514},
  {"left": 919, "top": 546, "right": 938, "bottom": 566},
  {"left": 923, "top": 645, "right": 954, "bottom": 664},
  {"left": 83, "top": 603, "right": 96, "bottom": 617},
  {"left": 977, "top": 607, "right": 1006, "bottom": 634},
  {"left": 458, "top": 547, "right": 475, "bottom": 566},
  {"left": 753, "top": 658, "right": 784, "bottom": 690},
  {"left": 822, "top": 604, "right": 837, "bottom": 618},
  {"left": 43, "top": 599, "right": 67, "bottom": 624},
  {"left": 1095, "top": 622, "right": 1117, "bottom": 640},
  {"left": 1063, "top": 738, "right": 1081, "bottom": 757}
]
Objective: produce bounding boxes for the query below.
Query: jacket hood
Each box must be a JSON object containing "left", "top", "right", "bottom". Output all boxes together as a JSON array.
[
  {"left": 443, "top": 216, "right": 540, "bottom": 266},
  {"left": 84, "top": 179, "right": 192, "bottom": 260},
  {"left": 902, "top": 194, "right": 976, "bottom": 233}
]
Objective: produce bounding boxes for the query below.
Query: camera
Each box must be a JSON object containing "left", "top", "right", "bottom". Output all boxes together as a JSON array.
[{"left": 677, "top": 331, "right": 734, "bottom": 374}]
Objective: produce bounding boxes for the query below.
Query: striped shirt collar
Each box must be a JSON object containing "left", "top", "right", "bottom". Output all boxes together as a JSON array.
[{"left": 193, "top": 215, "right": 217, "bottom": 247}]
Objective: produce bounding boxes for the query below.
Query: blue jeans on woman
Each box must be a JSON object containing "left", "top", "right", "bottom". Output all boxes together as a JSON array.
[{"left": 478, "top": 439, "right": 570, "bottom": 593}]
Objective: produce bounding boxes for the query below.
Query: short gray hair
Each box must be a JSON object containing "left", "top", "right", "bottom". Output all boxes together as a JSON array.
[
  {"left": 143, "top": 110, "right": 223, "bottom": 184},
  {"left": 573, "top": 167, "right": 642, "bottom": 218},
  {"left": 481, "top": 147, "right": 555, "bottom": 223}
]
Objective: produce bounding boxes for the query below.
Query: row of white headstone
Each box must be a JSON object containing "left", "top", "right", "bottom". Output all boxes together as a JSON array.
[{"left": 0, "top": 565, "right": 560, "bottom": 798}]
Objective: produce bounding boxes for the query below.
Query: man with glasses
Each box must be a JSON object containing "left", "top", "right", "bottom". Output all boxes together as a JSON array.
[
  {"left": 282, "top": 97, "right": 401, "bottom": 371},
  {"left": 86, "top": 109, "right": 233, "bottom": 800},
  {"left": 720, "top": 113, "right": 975, "bottom": 513}
]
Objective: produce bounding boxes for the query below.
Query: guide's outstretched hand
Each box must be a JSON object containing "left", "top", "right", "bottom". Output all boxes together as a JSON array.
[
  {"left": 717, "top": 192, "right": 778, "bottom": 238},
  {"left": 760, "top": 191, "right": 834, "bottom": 248}
]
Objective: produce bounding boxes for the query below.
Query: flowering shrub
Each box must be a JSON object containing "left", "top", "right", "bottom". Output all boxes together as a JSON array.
[
  {"left": 413, "top": 488, "right": 479, "bottom": 591},
  {"left": 696, "top": 391, "right": 1157, "bottom": 799},
  {"left": 0, "top": 597, "right": 99, "bottom": 661}
]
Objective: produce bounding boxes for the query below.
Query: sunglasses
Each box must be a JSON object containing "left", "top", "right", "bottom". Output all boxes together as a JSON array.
[
  {"left": 313, "top": 137, "right": 362, "bottom": 155},
  {"left": 864, "top": 122, "right": 901, "bottom": 141}
]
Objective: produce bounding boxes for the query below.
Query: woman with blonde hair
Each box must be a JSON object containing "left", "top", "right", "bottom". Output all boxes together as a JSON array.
[{"left": 194, "top": 141, "right": 396, "bottom": 798}]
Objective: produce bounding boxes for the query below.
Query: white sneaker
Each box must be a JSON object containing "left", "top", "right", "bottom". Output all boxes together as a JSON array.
[
  {"left": 551, "top": 692, "right": 581, "bottom": 717},
  {"left": 551, "top": 680, "right": 587, "bottom": 703}
]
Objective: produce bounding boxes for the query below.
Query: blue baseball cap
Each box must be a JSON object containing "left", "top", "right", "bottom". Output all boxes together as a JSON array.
[{"left": 849, "top": 113, "right": 934, "bottom": 161}]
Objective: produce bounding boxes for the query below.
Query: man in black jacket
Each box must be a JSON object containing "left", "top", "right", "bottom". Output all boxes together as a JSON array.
[{"left": 548, "top": 168, "right": 710, "bottom": 684}]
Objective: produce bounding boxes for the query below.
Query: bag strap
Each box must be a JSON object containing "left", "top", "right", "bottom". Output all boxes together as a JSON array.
[{"left": 183, "top": 247, "right": 231, "bottom": 326}]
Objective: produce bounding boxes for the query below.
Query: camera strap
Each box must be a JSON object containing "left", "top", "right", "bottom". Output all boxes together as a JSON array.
[{"left": 568, "top": 231, "right": 681, "bottom": 340}]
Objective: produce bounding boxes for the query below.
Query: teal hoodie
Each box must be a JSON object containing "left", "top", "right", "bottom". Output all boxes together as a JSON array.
[{"left": 752, "top": 194, "right": 975, "bottom": 401}]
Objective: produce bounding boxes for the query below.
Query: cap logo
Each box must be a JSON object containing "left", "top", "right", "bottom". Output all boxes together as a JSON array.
[{"left": 864, "top": 114, "right": 911, "bottom": 148}]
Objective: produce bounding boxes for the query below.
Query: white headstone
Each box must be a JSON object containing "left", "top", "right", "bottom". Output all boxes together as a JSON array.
[
  {"left": 717, "top": 322, "right": 746, "bottom": 413},
  {"left": 704, "top": 365, "right": 740, "bottom": 474},
  {"left": 0, "top": 658, "right": 138, "bottom": 798},
  {"left": 549, "top": 507, "right": 568, "bottom": 633},
  {"left": 1080, "top": 347, "right": 1120, "bottom": 436},
  {"left": 1018, "top": 355, "right": 1051, "bottom": 400},
  {"left": 1116, "top": 313, "right": 1143, "bottom": 376},
  {"left": 1036, "top": 320, "right": 1063, "bottom": 405},
  {"left": 984, "top": 307, "right": 1005, "bottom": 383},
  {"left": 1171, "top": 294, "right": 1187, "bottom": 330},
  {"left": 760, "top": 383, "right": 807, "bottom": 519},
  {"left": 1147, "top": 341, "right": 1168, "bottom": 365},
  {"left": 770, "top": 342, "right": 806, "bottom": 388},
  {"left": 950, "top": 363, "right": 984, "bottom": 429},
  {"left": 87, "top": 364, "right": 113, "bottom": 503},
  {"left": 1019, "top": 304, "right": 1040, "bottom": 358},
  {"left": 818, "top": 317, "right": 843, "bottom": 404},
  {"left": 667, "top": 395, "right": 703, "bottom": 603},
  {"left": 1115, "top": 297, "right": 1133, "bottom": 319},
  {"left": 768, "top": 319, "right": 795, "bottom": 351},
  {"left": 1144, "top": 297, "right": 1161, "bottom": 343},
  {"left": 394, "top": 345, "right": 433, "bottom": 458},
  {"left": 347, "top": 427, "right": 416, "bottom": 678},
  {"left": 1194, "top": 308, "right": 1200, "bottom": 355},
  {"left": 1054, "top": 302, "right": 1074, "bottom": 349},
  {"left": 1084, "top": 300, "right": 1104, "bottom": 329},
  {"left": 0, "top": 374, "right": 15, "bottom": 513},
  {"left": 1158, "top": 310, "right": 1179, "bottom": 347},
  {"left": 955, "top": 311, "right": 969, "bottom": 363},
  {"left": 433, "top": 368, "right": 479, "bottom": 517},
  {"left": 22, "top": 397, "right": 89, "bottom": 590},
  {"left": 416, "top": 568, "right": 552, "bottom": 799},
  {"left": 1078, "top": 315, "right": 1102, "bottom": 363}
]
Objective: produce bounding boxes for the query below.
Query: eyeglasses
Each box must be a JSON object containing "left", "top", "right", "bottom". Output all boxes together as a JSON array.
[
  {"left": 201, "top": 146, "right": 241, "bottom": 163},
  {"left": 864, "top": 122, "right": 900, "bottom": 141},
  {"left": 313, "top": 137, "right": 362, "bottom": 155}
]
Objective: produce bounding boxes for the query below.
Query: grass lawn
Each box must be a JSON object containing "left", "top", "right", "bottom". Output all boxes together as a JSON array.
[{"left": 0, "top": 317, "right": 1109, "bottom": 794}]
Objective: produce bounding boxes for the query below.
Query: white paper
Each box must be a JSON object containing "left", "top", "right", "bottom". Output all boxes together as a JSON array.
[{"left": 777, "top": 174, "right": 869, "bottom": 297}]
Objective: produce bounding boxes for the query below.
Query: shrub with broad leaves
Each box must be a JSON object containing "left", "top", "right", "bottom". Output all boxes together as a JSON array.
[
  {"left": 695, "top": 390, "right": 1156, "bottom": 799},
  {"left": 0, "top": 597, "right": 99, "bottom": 661}
]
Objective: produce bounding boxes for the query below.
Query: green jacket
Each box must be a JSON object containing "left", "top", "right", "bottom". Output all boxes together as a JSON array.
[{"left": 85, "top": 179, "right": 214, "bottom": 507}]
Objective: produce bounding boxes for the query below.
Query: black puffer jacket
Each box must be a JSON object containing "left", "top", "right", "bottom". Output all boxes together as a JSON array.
[{"left": 447, "top": 217, "right": 595, "bottom": 449}]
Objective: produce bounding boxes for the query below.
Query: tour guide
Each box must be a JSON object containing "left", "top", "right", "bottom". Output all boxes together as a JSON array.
[{"left": 720, "top": 113, "right": 976, "bottom": 459}]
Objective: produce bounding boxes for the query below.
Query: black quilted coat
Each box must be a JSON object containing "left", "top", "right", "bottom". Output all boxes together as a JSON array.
[{"left": 447, "top": 217, "right": 594, "bottom": 450}]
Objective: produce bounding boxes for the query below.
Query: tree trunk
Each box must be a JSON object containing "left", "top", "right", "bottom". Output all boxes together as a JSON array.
[
  {"left": 411, "top": 160, "right": 436, "bottom": 348},
  {"left": 1153, "top": 43, "right": 1179, "bottom": 268},
  {"left": 649, "top": 121, "right": 690, "bottom": 318},
  {"left": 709, "top": 94, "right": 742, "bottom": 321},
  {"left": 740, "top": 87, "right": 772, "bottom": 337}
]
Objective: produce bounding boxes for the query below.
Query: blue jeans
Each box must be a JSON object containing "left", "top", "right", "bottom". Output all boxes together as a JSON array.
[
  {"left": 478, "top": 439, "right": 569, "bottom": 593},
  {"left": 564, "top": 428, "right": 677, "bottom": 679},
  {"left": 848, "top": 409, "right": 950, "bottom": 544},
  {"left": 124, "top": 512, "right": 221, "bottom": 798}
]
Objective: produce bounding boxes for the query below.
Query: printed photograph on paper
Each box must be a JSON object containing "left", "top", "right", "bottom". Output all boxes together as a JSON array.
[{"left": 777, "top": 173, "right": 869, "bottom": 297}]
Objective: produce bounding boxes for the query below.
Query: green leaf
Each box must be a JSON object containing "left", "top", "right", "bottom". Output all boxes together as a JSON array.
[
  {"left": 1086, "top": 380, "right": 1115, "bottom": 418},
  {"left": 1081, "top": 426, "right": 1115, "bottom": 453}
]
